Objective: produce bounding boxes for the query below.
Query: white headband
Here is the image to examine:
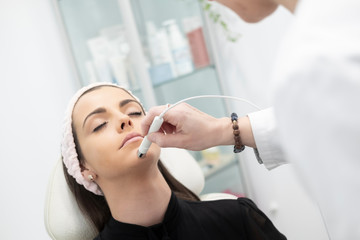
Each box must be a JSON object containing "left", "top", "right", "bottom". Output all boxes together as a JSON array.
[{"left": 61, "top": 82, "right": 142, "bottom": 195}]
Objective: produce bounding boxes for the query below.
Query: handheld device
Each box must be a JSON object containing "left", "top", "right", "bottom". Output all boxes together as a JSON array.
[
  {"left": 137, "top": 95, "right": 261, "bottom": 158},
  {"left": 137, "top": 116, "right": 164, "bottom": 158}
]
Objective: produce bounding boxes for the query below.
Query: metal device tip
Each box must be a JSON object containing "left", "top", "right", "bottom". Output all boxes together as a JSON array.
[{"left": 137, "top": 151, "right": 145, "bottom": 158}]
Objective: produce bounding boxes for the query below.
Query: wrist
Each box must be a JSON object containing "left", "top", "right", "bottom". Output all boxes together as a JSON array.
[
  {"left": 215, "top": 117, "right": 234, "bottom": 146},
  {"left": 238, "top": 116, "right": 256, "bottom": 148},
  {"left": 212, "top": 116, "right": 256, "bottom": 149}
]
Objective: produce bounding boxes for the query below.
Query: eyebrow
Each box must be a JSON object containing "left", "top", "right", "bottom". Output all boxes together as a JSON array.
[
  {"left": 120, "top": 99, "right": 138, "bottom": 108},
  {"left": 82, "top": 99, "right": 142, "bottom": 128}
]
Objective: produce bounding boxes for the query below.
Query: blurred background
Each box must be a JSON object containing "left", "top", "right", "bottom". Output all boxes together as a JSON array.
[{"left": 0, "top": 0, "right": 328, "bottom": 239}]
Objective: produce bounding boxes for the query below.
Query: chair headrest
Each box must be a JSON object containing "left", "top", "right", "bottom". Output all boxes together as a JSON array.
[{"left": 44, "top": 148, "right": 205, "bottom": 240}]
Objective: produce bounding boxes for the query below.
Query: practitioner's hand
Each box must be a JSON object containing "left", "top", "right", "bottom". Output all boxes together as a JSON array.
[{"left": 141, "top": 103, "right": 244, "bottom": 151}]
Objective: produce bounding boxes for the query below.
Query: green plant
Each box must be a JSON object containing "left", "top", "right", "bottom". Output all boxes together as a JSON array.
[{"left": 199, "top": 0, "right": 241, "bottom": 42}]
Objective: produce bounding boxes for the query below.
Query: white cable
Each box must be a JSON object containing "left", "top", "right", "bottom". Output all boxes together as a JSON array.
[
  {"left": 159, "top": 94, "right": 261, "bottom": 118},
  {"left": 138, "top": 95, "right": 261, "bottom": 158}
]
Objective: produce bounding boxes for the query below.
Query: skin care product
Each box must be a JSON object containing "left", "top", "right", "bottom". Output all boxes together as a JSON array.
[
  {"left": 183, "top": 16, "right": 210, "bottom": 69},
  {"left": 163, "top": 19, "right": 194, "bottom": 76}
]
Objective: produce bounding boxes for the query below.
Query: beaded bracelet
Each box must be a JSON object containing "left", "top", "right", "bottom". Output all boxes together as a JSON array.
[{"left": 231, "top": 113, "right": 245, "bottom": 153}]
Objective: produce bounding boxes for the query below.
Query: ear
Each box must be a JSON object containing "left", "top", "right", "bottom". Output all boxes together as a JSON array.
[{"left": 80, "top": 164, "right": 98, "bottom": 182}]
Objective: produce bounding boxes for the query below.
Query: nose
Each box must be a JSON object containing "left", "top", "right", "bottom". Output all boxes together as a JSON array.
[{"left": 116, "top": 114, "right": 134, "bottom": 132}]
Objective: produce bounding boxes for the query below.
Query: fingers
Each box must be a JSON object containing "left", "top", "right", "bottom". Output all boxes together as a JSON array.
[
  {"left": 147, "top": 132, "right": 187, "bottom": 149},
  {"left": 142, "top": 102, "right": 219, "bottom": 150},
  {"left": 141, "top": 105, "right": 167, "bottom": 135},
  {"left": 146, "top": 132, "right": 169, "bottom": 147},
  {"left": 160, "top": 122, "right": 176, "bottom": 134}
]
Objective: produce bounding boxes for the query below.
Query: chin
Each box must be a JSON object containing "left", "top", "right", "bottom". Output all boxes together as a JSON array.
[
  {"left": 240, "top": 12, "right": 270, "bottom": 23},
  {"left": 237, "top": 6, "right": 278, "bottom": 23},
  {"left": 131, "top": 144, "right": 161, "bottom": 162}
]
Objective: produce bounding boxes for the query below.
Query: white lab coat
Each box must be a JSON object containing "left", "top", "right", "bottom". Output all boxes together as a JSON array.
[{"left": 248, "top": 0, "right": 360, "bottom": 239}]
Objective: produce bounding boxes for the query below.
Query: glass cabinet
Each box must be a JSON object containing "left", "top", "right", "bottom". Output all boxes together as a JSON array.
[{"left": 54, "top": 0, "right": 246, "bottom": 196}]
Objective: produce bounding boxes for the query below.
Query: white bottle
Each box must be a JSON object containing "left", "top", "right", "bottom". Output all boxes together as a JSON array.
[
  {"left": 146, "top": 22, "right": 173, "bottom": 65},
  {"left": 146, "top": 21, "right": 176, "bottom": 81},
  {"left": 163, "top": 19, "right": 194, "bottom": 76}
]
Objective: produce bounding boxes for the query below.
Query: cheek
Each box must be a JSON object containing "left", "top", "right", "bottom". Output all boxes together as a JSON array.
[
  {"left": 84, "top": 144, "right": 125, "bottom": 179},
  {"left": 145, "top": 143, "right": 161, "bottom": 161},
  {"left": 81, "top": 133, "right": 119, "bottom": 168},
  {"left": 133, "top": 117, "right": 144, "bottom": 130},
  {"left": 151, "top": 144, "right": 161, "bottom": 155}
]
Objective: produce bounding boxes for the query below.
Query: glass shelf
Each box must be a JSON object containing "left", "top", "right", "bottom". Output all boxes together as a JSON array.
[
  {"left": 152, "top": 64, "right": 216, "bottom": 88},
  {"left": 199, "top": 154, "right": 237, "bottom": 179},
  {"left": 57, "top": 0, "right": 126, "bottom": 86},
  {"left": 131, "top": 64, "right": 226, "bottom": 120},
  {"left": 131, "top": 64, "right": 215, "bottom": 92},
  {"left": 200, "top": 154, "right": 245, "bottom": 196}
]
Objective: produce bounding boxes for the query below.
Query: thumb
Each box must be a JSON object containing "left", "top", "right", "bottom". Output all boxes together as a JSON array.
[
  {"left": 147, "top": 132, "right": 166, "bottom": 146},
  {"left": 147, "top": 132, "right": 181, "bottom": 148}
]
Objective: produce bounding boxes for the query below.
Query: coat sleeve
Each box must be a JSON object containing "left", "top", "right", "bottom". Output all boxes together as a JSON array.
[{"left": 248, "top": 108, "right": 287, "bottom": 170}]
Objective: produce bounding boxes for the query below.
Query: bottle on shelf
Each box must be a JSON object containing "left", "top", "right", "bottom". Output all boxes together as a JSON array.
[
  {"left": 146, "top": 21, "right": 176, "bottom": 85},
  {"left": 86, "top": 25, "right": 131, "bottom": 88},
  {"left": 162, "top": 19, "right": 194, "bottom": 76},
  {"left": 182, "top": 16, "right": 210, "bottom": 69}
]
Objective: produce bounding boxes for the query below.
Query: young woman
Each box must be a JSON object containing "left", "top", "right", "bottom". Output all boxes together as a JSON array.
[{"left": 61, "top": 82, "right": 286, "bottom": 240}]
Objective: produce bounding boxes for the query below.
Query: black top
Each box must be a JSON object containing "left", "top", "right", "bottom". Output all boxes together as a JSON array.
[{"left": 94, "top": 193, "right": 286, "bottom": 240}]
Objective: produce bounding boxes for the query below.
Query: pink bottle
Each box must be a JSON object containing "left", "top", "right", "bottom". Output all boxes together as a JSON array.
[{"left": 183, "top": 17, "right": 210, "bottom": 69}]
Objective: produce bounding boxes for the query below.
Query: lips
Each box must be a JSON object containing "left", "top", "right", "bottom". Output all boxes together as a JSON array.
[{"left": 120, "top": 132, "right": 143, "bottom": 149}]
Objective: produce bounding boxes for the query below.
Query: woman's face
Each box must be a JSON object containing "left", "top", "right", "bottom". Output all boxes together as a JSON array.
[
  {"left": 214, "top": 0, "right": 278, "bottom": 23},
  {"left": 72, "top": 86, "right": 161, "bottom": 182}
]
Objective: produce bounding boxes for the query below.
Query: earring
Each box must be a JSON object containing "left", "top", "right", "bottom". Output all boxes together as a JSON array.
[{"left": 88, "top": 175, "right": 94, "bottom": 181}]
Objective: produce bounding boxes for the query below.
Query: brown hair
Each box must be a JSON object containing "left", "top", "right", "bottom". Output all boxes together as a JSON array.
[
  {"left": 63, "top": 85, "right": 200, "bottom": 232},
  {"left": 63, "top": 160, "right": 199, "bottom": 232}
]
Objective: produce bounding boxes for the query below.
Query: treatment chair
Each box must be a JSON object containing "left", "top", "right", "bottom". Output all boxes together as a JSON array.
[{"left": 44, "top": 148, "right": 237, "bottom": 240}]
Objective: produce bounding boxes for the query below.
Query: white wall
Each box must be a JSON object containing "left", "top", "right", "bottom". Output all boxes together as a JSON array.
[
  {"left": 210, "top": 4, "right": 329, "bottom": 240},
  {"left": 0, "top": 0, "right": 78, "bottom": 239}
]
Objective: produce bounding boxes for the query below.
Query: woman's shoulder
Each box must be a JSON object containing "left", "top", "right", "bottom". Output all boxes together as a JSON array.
[
  {"left": 184, "top": 196, "right": 257, "bottom": 208},
  {"left": 181, "top": 197, "right": 286, "bottom": 240},
  {"left": 180, "top": 197, "right": 259, "bottom": 218}
]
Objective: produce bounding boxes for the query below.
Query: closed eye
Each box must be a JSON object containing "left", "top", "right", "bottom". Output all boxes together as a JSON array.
[
  {"left": 128, "top": 111, "right": 143, "bottom": 116},
  {"left": 93, "top": 121, "right": 108, "bottom": 132}
]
